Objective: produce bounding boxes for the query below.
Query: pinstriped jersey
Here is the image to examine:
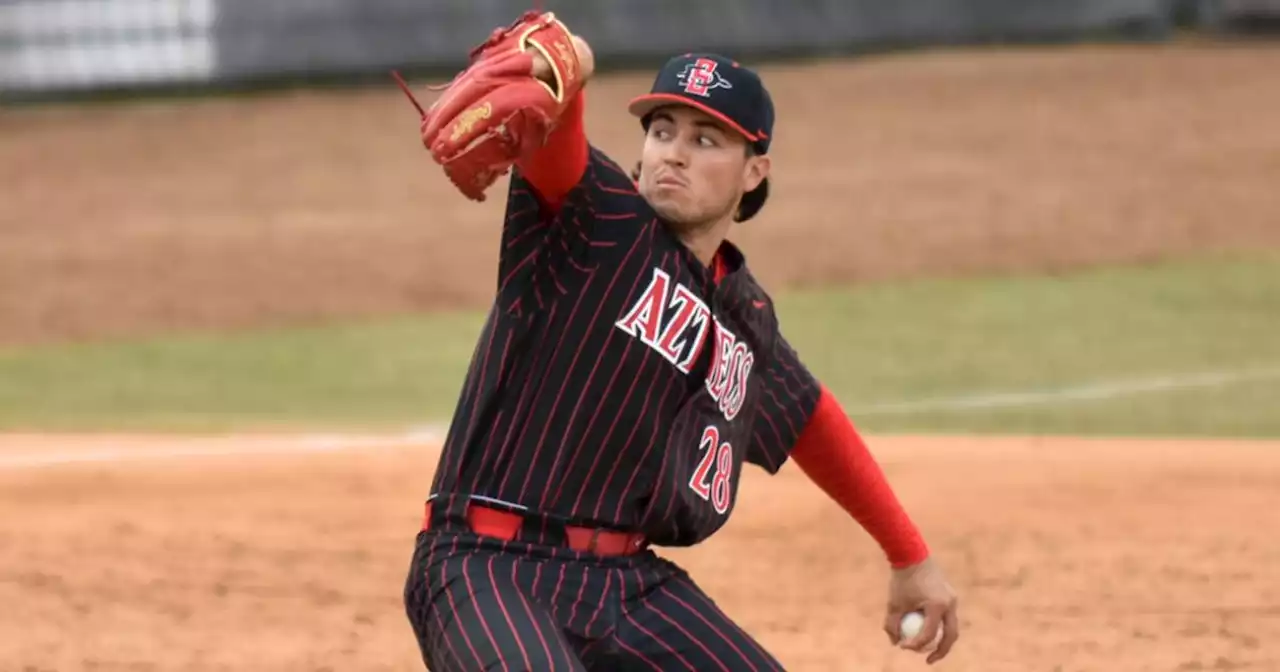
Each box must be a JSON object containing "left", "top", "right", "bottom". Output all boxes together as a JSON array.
[{"left": 429, "top": 145, "right": 821, "bottom": 547}]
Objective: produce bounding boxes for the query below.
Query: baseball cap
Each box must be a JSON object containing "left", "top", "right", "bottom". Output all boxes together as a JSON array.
[{"left": 628, "top": 53, "right": 774, "bottom": 221}]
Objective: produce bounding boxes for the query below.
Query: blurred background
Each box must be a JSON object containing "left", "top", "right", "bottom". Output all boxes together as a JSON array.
[
  {"left": 2, "top": 0, "right": 1279, "bottom": 98},
  {"left": 2, "top": 2, "right": 1279, "bottom": 671},
  {"left": 1, "top": 0, "right": 1278, "bottom": 434}
]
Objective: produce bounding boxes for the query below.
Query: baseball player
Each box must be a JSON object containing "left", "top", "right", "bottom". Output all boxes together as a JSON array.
[{"left": 394, "top": 11, "right": 960, "bottom": 671}]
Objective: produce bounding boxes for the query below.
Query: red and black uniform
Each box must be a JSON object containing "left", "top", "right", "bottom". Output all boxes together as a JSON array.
[{"left": 405, "top": 54, "right": 928, "bottom": 672}]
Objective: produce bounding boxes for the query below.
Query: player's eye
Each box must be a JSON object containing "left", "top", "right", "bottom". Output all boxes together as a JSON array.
[{"left": 697, "top": 134, "right": 717, "bottom": 148}]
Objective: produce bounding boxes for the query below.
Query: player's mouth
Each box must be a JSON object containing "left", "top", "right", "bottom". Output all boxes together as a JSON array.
[{"left": 655, "top": 174, "right": 687, "bottom": 189}]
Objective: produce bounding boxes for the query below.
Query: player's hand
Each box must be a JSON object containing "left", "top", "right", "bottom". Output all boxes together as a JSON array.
[
  {"left": 884, "top": 556, "right": 960, "bottom": 664},
  {"left": 533, "top": 35, "right": 595, "bottom": 87}
]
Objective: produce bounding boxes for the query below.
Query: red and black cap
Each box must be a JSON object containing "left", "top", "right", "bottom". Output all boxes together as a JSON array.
[
  {"left": 628, "top": 53, "right": 773, "bottom": 154},
  {"left": 628, "top": 53, "right": 775, "bottom": 220}
]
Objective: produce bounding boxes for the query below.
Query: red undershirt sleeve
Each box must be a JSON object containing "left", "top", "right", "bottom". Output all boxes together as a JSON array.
[
  {"left": 790, "top": 386, "right": 931, "bottom": 568},
  {"left": 514, "top": 89, "right": 589, "bottom": 212},
  {"left": 714, "top": 245, "right": 925, "bottom": 565}
]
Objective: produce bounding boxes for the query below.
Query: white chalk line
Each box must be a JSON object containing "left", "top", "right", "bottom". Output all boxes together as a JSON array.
[
  {"left": 2, "top": 365, "right": 1277, "bottom": 470},
  {"left": 849, "top": 365, "right": 1280, "bottom": 416},
  {"left": 0, "top": 427, "right": 444, "bottom": 470}
]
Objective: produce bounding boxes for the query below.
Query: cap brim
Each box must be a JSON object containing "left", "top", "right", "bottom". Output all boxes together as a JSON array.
[{"left": 627, "top": 93, "right": 761, "bottom": 143}]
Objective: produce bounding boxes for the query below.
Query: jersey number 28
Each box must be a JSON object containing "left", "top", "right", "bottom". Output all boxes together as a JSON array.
[{"left": 688, "top": 425, "right": 733, "bottom": 514}]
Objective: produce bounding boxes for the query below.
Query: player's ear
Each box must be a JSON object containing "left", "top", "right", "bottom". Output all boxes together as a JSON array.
[{"left": 743, "top": 153, "right": 770, "bottom": 193}]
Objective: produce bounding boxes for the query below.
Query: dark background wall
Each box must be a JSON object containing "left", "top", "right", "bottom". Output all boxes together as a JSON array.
[{"left": 2, "top": 0, "right": 1278, "bottom": 98}]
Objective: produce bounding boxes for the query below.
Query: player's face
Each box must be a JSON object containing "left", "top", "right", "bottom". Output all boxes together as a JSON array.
[{"left": 638, "top": 106, "right": 769, "bottom": 231}]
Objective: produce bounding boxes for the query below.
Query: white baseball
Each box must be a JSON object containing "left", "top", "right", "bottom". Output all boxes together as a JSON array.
[
  {"left": 899, "top": 611, "right": 926, "bottom": 641},
  {"left": 899, "top": 611, "right": 942, "bottom": 650}
]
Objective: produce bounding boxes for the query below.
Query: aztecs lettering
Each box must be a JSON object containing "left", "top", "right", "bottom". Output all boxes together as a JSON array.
[
  {"left": 614, "top": 268, "right": 712, "bottom": 373},
  {"left": 615, "top": 268, "right": 755, "bottom": 421},
  {"left": 704, "top": 315, "right": 754, "bottom": 422}
]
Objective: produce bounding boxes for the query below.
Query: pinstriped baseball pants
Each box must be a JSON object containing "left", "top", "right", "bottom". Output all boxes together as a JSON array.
[{"left": 404, "top": 495, "right": 785, "bottom": 671}]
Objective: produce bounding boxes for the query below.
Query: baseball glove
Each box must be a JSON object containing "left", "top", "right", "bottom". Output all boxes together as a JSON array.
[{"left": 393, "top": 11, "right": 585, "bottom": 202}]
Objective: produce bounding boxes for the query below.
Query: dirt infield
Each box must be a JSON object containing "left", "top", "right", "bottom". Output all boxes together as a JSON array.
[
  {"left": 3, "top": 42, "right": 1280, "bottom": 345},
  {"left": 1, "top": 434, "right": 1277, "bottom": 671}
]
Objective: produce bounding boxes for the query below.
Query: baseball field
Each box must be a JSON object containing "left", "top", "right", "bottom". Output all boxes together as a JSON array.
[{"left": 2, "top": 40, "right": 1279, "bottom": 670}]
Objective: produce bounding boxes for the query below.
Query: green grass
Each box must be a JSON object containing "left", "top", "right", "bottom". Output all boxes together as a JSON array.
[
  {"left": 1, "top": 253, "right": 1278, "bottom": 436},
  {"left": 0, "top": 312, "right": 486, "bottom": 432},
  {"left": 779, "top": 253, "right": 1280, "bottom": 437}
]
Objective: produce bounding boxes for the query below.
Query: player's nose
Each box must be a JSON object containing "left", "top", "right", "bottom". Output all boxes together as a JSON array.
[{"left": 658, "top": 137, "right": 690, "bottom": 167}]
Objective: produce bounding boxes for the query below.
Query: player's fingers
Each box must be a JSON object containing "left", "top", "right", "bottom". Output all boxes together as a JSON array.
[
  {"left": 883, "top": 608, "right": 906, "bottom": 645},
  {"left": 902, "top": 605, "right": 944, "bottom": 652},
  {"left": 927, "top": 603, "right": 961, "bottom": 664}
]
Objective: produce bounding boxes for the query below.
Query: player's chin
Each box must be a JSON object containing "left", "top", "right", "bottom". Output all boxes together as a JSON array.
[{"left": 645, "top": 196, "right": 698, "bottom": 230}]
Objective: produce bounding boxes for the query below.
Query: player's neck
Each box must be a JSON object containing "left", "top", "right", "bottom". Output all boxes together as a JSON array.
[{"left": 674, "top": 216, "right": 732, "bottom": 268}]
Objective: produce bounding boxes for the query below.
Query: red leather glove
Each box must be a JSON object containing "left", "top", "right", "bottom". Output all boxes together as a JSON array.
[{"left": 394, "top": 11, "right": 585, "bottom": 202}]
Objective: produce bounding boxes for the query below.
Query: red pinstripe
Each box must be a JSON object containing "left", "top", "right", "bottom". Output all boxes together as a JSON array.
[
  {"left": 460, "top": 556, "right": 509, "bottom": 672},
  {"left": 620, "top": 610, "right": 700, "bottom": 672},
  {"left": 580, "top": 567, "right": 613, "bottom": 637},
  {"left": 571, "top": 218, "right": 594, "bottom": 247},
  {"left": 647, "top": 410, "right": 697, "bottom": 531},
  {"left": 527, "top": 229, "right": 654, "bottom": 509},
  {"left": 508, "top": 561, "right": 562, "bottom": 668},
  {"left": 559, "top": 237, "right": 594, "bottom": 272},
  {"left": 437, "top": 314, "right": 498, "bottom": 485},
  {"left": 485, "top": 556, "right": 533, "bottom": 671},
  {"left": 488, "top": 302, "right": 560, "bottom": 493},
  {"left": 639, "top": 592, "right": 733, "bottom": 671},
  {"left": 500, "top": 246, "right": 543, "bottom": 291},
  {"left": 419, "top": 542, "right": 466, "bottom": 672},
  {"left": 455, "top": 316, "right": 504, "bottom": 489},
  {"left": 508, "top": 265, "right": 601, "bottom": 500},
  {"left": 551, "top": 247, "right": 661, "bottom": 509},
  {"left": 754, "top": 405, "right": 785, "bottom": 458},
  {"left": 603, "top": 363, "right": 683, "bottom": 522},
  {"left": 760, "top": 386, "right": 799, "bottom": 440},
  {"left": 549, "top": 562, "right": 568, "bottom": 611},
  {"left": 445, "top": 555, "right": 487, "bottom": 670},
  {"left": 683, "top": 585, "right": 783, "bottom": 672},
  {"left": 612, "top": 637, "right": 666, "bottom": 672},
  {"left": 654, "top": 584, "right": 765, "bottom": 672},
  {"left": 503, "top": 219, "right": 548, "bottom": 250},
  {"left": 545, "top": 259, "right": 568, "bottom": 294},
  {"left": 559, "top": 334, "right": 642, "bottom": 511},
  {"left": 531, "top": 561, "right": 545, "bottom": 598},
  {"left": 565, "top": 565, "right": 590, "bottom": 633}
]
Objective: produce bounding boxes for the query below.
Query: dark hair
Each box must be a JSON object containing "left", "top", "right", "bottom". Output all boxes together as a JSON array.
[
  {"left": 631, "top": 144, "right": 770, "bottom": 223},
  {"left": 735, "top": 176, "right": 768, "bottom": 223}
]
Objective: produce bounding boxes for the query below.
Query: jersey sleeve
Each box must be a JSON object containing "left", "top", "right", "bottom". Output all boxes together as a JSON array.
[
  {"left": 493, "top": 90, "right": 648, "bottom": 317},
  {"left": 746, "top": 334, "right": 823, "bottom": 474}
]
